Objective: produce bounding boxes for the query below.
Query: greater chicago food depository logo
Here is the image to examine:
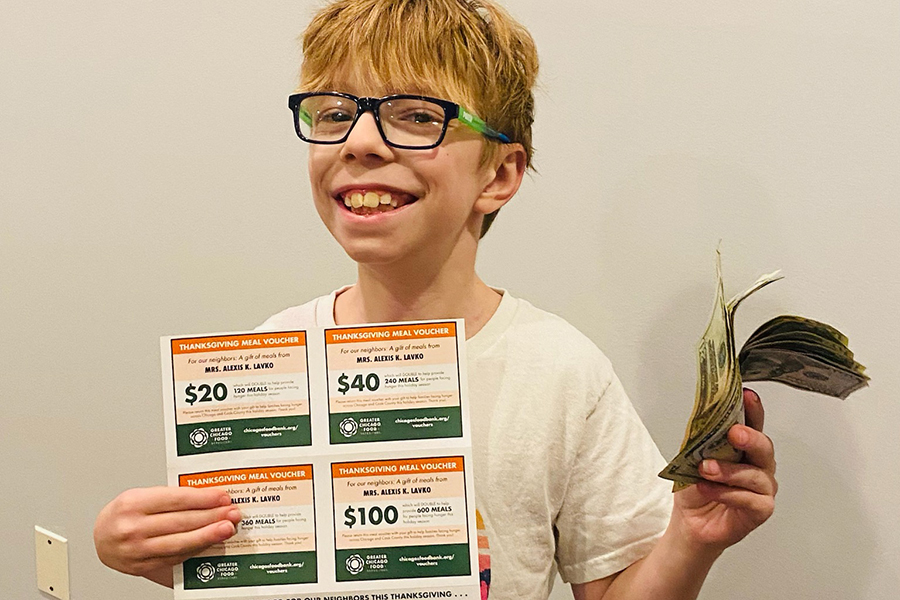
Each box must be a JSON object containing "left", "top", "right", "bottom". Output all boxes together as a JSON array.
[
  {"left": 339, "top": 417, "right": 359, "bottom": 438},
  {"left": 189, "top": 428, "right": 210, "bottom": 448},
  {"left": 345, "top": 554, "right": 364, "bottom": 575},
  {"left": 196, "top": 562, "right": 216, "bottom": 582}
]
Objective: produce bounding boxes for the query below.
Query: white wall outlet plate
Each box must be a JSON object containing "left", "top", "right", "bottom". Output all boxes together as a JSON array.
[{"left": 34, "top": 526, "right": 70, "bottom": 600}]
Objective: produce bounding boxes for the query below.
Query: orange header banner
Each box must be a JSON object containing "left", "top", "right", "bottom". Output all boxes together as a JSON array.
[
  {"left": 325, "top": 322, "right": 456, "bottom": 344},
  {"left": 179, "top": 465, "right": 312, "bottom": 487},
  {"left": 332, "top": 456, "right": 464, "bottom": 478},
  {"left": 171, "top": 331, "right": 306, "bottom": 355}
]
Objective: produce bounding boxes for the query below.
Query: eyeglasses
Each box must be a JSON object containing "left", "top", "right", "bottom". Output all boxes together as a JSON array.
[{"left": 288, "top": 92, "right": 511, "bottom": 150}]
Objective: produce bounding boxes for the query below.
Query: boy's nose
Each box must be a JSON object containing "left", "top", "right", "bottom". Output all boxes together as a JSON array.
[{"left": 340, "top": 112, "right": 393, "bottom": 162}]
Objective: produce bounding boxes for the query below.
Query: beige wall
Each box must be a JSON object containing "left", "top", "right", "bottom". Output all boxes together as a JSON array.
[{"left": 2, "top": 1, "right": 897, "bottom": 598}]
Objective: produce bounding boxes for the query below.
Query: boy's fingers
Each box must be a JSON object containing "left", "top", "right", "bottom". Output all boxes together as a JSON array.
[
  {"left": 743, "top": 388, "right": 764, "bottom": 431},
  {"left": 728, "top": 424, "right": 776, "bottom": 475},
  {"left": 126, "top": 487, "right": 231, "bottom": 515},
  {"left": 701, "top": 460, "right": 778, "bottom": 497},
  {"left": 144, "top": 506, "right": 242, "bottom": 538},
  {"left": 695, "top": 481, "right": 776, "bottom": 520},
  {"left": 141, "top": 520, "right": 237, "bottom": 559}
]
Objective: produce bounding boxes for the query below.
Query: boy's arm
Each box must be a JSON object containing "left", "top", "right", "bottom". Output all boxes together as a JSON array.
[
  {"left": 94, "top": 486, "right": 242, "bottom": 587},
  {"left": 572, "top": 389, "right": 777, "bottom": 600}
]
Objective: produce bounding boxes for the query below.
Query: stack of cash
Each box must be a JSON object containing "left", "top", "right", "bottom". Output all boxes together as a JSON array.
[
  {"left": 659, "top": 252, "right": 868, "bottom": 490},
  {"left": 740, "top": 316, "right": 868, "bottom": 400}
]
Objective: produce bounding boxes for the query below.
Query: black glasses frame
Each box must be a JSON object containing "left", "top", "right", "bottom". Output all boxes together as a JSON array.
[{"left": 288, "top": 91, "right": 509, "bottom": 150}]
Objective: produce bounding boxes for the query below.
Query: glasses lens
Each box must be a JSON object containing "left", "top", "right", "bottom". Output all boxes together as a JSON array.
[
  {"left": 379, "top": 98, "right": 446, "bottom": 147},
  {"left": 297, "top": 95, "right": 358, "bottom": 141}
]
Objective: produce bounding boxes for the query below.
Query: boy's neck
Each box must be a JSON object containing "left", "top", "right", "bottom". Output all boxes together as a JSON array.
[{"left": 333, "top": 262, "right": 502, "bottom": 339}]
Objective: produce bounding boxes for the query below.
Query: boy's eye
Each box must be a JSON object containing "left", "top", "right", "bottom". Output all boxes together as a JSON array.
[
  {"left": 383, "top": 99, "right": 444, "bottom": 127},
  {"left": 317, "top": 108, "right": 355, "bottom": 123},
  {"left": 400, "top": 110, "right": 441, "bottom": 125}
]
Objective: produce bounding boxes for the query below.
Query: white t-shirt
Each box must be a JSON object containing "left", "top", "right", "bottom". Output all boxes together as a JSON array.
[{"left": 259, "top": 288, "right": 673, "bottom": 600}]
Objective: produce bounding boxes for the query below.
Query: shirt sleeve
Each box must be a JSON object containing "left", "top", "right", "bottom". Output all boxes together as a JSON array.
[{"left": 553, "top": 373, "right": 674, "bottom": 584}]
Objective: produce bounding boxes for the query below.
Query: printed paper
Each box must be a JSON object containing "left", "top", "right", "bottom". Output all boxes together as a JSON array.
[{"left": 161, "top": 320, "right": 478, "bottom": 600}]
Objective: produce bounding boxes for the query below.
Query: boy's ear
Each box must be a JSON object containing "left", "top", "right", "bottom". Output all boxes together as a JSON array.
[{"left": 474, "top": 143, "right": 527, "bottom": 215}]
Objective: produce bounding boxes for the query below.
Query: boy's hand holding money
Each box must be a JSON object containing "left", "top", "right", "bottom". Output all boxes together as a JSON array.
[{"left": 671, "top": 389, "right": 777, "bottom": 552}]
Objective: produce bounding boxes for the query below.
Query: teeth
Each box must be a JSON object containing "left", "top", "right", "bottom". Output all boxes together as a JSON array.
[
  {"left": 341, "top": 191, "right": 405, "bottom": 212},
  {"left": 363, "top": 192, "right": 380, "bottom": 207}
]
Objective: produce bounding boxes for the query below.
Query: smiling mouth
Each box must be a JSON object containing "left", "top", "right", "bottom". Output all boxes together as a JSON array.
[{"left": 337, "top": 190, "right": 419, "bottom": 215}]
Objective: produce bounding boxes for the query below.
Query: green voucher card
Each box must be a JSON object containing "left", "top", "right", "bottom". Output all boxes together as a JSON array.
[
  {"left": 168, "top": 332, "right": 311, "bottom": 454},
  {"left": 162, "top": 319, "right": 479, "bottom": 600},
  {"left": 332, "top": 456, "right": 471, "bottom": 581},
  {"left": 325, "top": 322, "right": 463, "bottom": 443},
  {"left": 179, "top": 465, "right": 317, "bottom": 589}
]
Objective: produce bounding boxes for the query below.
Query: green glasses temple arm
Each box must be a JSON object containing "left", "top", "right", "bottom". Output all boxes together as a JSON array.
[
  {"left": 298, "top": 105, "right": 313, "bottom": 126},
  {"left": 457, "top": 106, "right": 511, "bottom": 143}
]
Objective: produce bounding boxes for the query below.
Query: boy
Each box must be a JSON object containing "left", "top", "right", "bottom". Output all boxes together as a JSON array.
[{"left": 94, "top": 1, "right": 777, "bottom": 598}]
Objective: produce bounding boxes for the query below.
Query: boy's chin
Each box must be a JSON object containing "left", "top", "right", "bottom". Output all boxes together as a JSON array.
[
  {"left": 336, "top": 237, "right": 442, "bottom": 271},
  {"left": 337, "top": 239, "right": 406, "bottom": 267}
]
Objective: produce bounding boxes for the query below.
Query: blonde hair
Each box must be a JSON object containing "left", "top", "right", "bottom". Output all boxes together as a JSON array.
[{"left": 298, "top": 0, "right": 539, "bottom": 236}]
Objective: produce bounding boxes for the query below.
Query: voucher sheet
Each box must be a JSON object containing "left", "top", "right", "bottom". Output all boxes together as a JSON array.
[{"left": 161, "top": 320, "right": 479, "bottom": 600}]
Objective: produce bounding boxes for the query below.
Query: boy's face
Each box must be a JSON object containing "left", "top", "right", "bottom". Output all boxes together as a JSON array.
[{"left": 306, "top": 78, "right": 500, "bottom": 271}]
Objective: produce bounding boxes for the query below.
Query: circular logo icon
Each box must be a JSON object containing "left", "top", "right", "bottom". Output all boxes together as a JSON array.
[
  {"left": 345, "top": 554, "right": 364, "bottom": 575},
  {"left": 339, "top": 417, "right": 359, "bottom": 438},
  {"left": 189, "top": 428, "right": 209, "bottom": 448},
  {"left": 196, "top": 562, "right": 216, "bottom": 582}
]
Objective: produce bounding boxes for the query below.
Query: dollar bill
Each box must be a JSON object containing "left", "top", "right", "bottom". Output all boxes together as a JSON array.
[
  {"left": 739, "top": 347, "right": 868, "bottom": 399},
  {"left": 743, "top": 331, "right": 855, "bottom": 363},
  {"left": 660, "top": 252, "right": 781, "bottom": 490},
  {"left": 659, "top": 254, "right": 867, "bottom": 490},
  {"left": 739, "top": 316, "right": 869, "bottom": 399},
  {"left": 745, "top": 315, "right": 849, "bottom": 348}
]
